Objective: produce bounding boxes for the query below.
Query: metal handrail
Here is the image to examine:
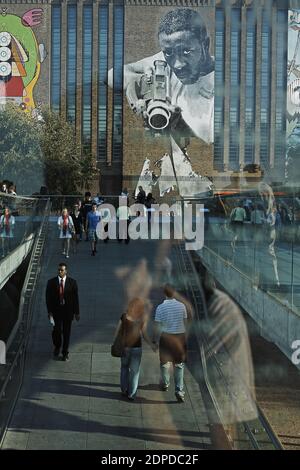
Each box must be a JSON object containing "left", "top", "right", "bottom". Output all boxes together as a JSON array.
[
  {"left": 6, "top": 200, "right": 50, "bottom": 351},
  {"left": 0, "top": 191, "right": 37, "bottom": 201}
]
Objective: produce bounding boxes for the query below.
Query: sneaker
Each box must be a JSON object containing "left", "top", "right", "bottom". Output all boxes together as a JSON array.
[
  {"left": 65, "top": 254, "right": 69, "bottom": 259},
  {"left": 62, "top": 251, "right": 66, "bottom": 255},
  {"left": 175, "top": 392, "right": 185, "bottom": 403},
  {"left": 160, "top": 383, "right": 169, "bottom": 391},
  {"left": 62, "top": 353, "right": 69, "bottom": 361},
  {"left": 127, "top": 395, "right": 135, "bottom": 401}
]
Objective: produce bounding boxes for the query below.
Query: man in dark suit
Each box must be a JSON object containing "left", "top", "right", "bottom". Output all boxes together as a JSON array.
[{"left": 46, "top": 263, "right": 80, "bottom": 361}]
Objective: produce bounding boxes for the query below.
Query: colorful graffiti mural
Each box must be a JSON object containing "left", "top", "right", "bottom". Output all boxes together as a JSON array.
[{"left": 0, "top": 8, "right": 46, "bottom": 115}]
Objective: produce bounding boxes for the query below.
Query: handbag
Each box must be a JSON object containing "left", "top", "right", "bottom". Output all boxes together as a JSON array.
[{"left": 111, "top": 316, "right": 125, "bottom": 357}]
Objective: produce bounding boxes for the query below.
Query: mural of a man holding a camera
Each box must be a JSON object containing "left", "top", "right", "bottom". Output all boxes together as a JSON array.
[
  {"left": 120, "top": 8, "right": 214, "bottom": 142},
  {"left": 108, "top": 8, "right": 215, "bottom": 196}
]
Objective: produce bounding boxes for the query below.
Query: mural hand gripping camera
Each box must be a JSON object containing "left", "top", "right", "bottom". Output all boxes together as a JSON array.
[
  {"left": 130, "top": 60, "right": 181, "bottom": 134},
  {"left": 0, "top": 8, "right": 46, "bottom": 115},
  {"left": 139, "top": 60, "right": 172, "bottom": 131}
]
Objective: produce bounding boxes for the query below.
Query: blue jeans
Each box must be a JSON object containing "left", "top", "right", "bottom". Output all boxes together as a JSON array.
[
  {"left": 160, "top": 362, "right": 185, "bottom": 394},
  {"left": 120, "top": 347, "right": 142, "bottom": 398}
]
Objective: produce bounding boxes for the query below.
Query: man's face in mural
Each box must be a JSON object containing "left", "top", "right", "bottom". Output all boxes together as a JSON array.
[{"left": 158, "top": 30, "right": 209, "bottom": 85}]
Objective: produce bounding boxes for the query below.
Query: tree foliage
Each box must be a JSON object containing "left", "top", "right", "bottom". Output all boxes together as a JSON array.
[
  {"left": 0, "top": 105, "right": 98, "bottom": 195},
  {"left": 0, "top": 104, "right": 44, "bottom": 194},
  {"left": 39, "top": 109, "right": 82, "bottom": 194}
]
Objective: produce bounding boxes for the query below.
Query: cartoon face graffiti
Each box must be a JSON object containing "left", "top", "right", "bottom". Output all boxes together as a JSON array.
[{"left": 0, "top": 9, "right": 46, "bottom": 114}]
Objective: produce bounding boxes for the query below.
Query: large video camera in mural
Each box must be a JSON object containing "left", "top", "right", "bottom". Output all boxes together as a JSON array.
[
  {"left": 137, "top": 59, "right": 172, "bottom": 132},
  {"left": 0, "top": 8, "right": 46, "bottom": 116},
  {"left": 110, "top": 6, "right": 215, "bottom": 198}
]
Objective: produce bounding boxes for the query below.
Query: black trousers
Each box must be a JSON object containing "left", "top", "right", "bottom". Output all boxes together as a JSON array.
[
  {"left": 52, "top": 310, "right": 72, "bottom": 355},
  {"left": 117, "top": 220, "right": 130, "bottom": 243}
]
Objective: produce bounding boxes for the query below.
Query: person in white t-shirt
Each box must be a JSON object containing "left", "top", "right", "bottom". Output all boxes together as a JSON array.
[{"left": 153, "top": 284, "right": 191, "bottom": 402}]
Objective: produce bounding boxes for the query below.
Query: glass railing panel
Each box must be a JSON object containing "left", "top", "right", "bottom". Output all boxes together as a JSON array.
[{"left": 186, "top": 191, "right": 299, "bottom": 314}]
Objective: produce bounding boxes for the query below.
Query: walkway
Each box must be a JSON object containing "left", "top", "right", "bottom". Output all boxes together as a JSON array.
[{"left": 1, "top": 223, "right": 211, "bottom": 450}]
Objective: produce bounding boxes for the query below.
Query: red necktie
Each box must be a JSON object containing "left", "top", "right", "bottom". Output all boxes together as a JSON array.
[{"left": 59, "top": 279, "right": 64, "bottom": 305}]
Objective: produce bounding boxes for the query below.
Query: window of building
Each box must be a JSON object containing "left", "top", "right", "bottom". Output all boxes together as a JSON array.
[
  {"left": 229, "top": 8, "right": 241, "bottom": 170},
  {"left": 67, "top": 4, "right": 77, "bottom": 124},
  {"left": 82, "top": 4, "right": 93, "bottom": 152},
  {"left": 112, "top": 4, "right": 124, "bottom": 162},
  {"left": 98, "top": 4, "right": 108, "bottom": 162},
  {"left": 51, "top": 5, "right": 61, "bottom": 113},
  {"left": 260, "top": 10, "right": 271, "bottom": 170},
  {"left": 214, "top": 8, "right": 225, "bottom": 170},
  {"left": 244, "top": 8, "right": 256, "bottom": 165}
]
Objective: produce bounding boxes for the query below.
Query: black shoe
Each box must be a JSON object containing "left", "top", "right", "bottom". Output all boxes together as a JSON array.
[
  {"left": 127, "top": 395, "right": 135, "bottom": 401},
  {"left": 62, "top": 354, "right": 69, "bottom": 361},
  {"left": 160, "top": 383, "right": 169, "bottom": 391},
  {"left": 53, "top": 348, "right": 60, "bottom": 357},
  {"left": 91, "top": 250, "right": 95, "bottom": 256}
]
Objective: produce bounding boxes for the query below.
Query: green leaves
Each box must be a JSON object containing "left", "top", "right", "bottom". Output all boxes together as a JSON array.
[
  {"left": 0, "top": 104, "right": 43, "bottom": 194},
  {"left": 0, "top": 105, "right": 98, "bottom": 195}
]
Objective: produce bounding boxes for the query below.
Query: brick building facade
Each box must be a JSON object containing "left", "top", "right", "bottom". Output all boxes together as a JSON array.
[{"left": 0, "top": 0, "right": 297, "bottom": 195}]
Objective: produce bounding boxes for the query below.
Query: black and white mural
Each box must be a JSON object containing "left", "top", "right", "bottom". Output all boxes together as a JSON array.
[{"left": 119, "top": 6, "right": 215, "bottom": 197}]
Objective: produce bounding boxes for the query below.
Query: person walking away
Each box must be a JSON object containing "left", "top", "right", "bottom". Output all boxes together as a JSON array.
[
  {"left": 58, "top": 208, "right": 74, "bottom": 259},
  {"left": 46, "top": 263, "right": 80, "bottom": 361},
  {"left": 81, "top": 192, "right": 93, "bottom": 241},
  {"left": 136, "top": 186, "right": 146, "bottom": 216},
  {"left": 229, "top": 202, "right": 246, "bottom": 253},
  {"left": 117, "top": 198, "right": 130, "bottom": 244},
  {"left": 153, "top": 284, "right": 189, "bottom": 403},
  {"left": 113, "top": 298, "right": 156, "bottom": 400},
  {"left": 250, "top": 204, "right": 265, "bottom": 241},
  {"left": 145, "top": 193, "right": 156, "bottom": 225},
  {"left": 136, "top": 186, "right": 146, "bottom": 205}
]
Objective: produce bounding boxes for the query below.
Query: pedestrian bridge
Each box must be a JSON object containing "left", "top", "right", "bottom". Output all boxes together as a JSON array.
[{"left": 0, "top": 195, "right": 284, "bottom": 450}]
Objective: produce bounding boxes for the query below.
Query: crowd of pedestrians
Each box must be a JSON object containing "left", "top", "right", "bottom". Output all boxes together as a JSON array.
[{"left": 56, "top": 187, "right": 157, "bottom": 259}]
